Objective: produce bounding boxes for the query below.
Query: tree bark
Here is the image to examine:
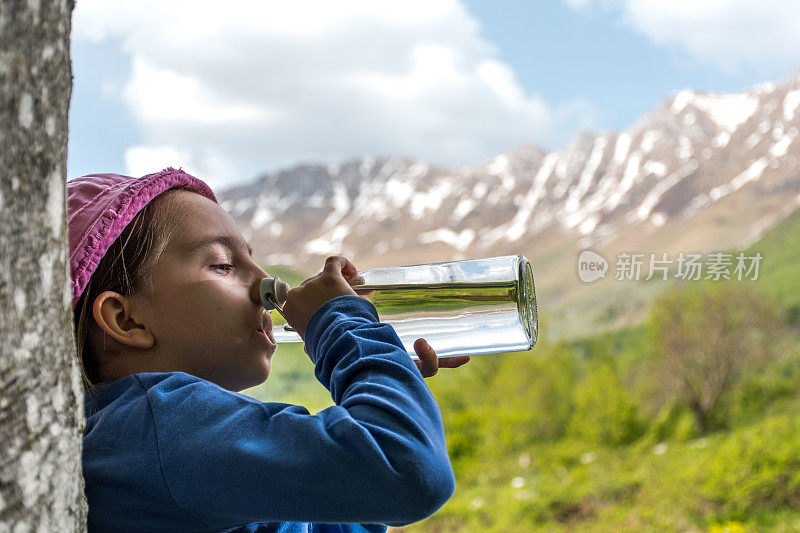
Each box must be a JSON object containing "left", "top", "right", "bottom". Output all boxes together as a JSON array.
[{"left": 0, "top": 1, "right": 85, "bottom": 531}]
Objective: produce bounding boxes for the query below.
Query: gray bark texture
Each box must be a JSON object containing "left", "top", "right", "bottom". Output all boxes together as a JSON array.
[{"left": 0, "top": 0, "right": 85, "bottom": 531}]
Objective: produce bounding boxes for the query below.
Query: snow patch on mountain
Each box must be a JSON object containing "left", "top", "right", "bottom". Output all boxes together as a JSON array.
[
  {"left": 709, "top": 157, "right": 769, "bottom": 202},
  {"left": 691, "top": 92, "right": 759, "bottom": 132},
  {"left": 784, "top": 89, "right": 800, "bottom": 122},
  {"left": 635, "top": 160, "right": 698, "bottom": 221},
  {"left": 419, "top": 228, "right": 476, "bottom": 251}
]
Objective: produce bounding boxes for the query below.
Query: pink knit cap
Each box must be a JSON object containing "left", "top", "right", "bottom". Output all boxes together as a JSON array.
[{"left": 68, "top": 167, "right": 217, "bottom": 308}]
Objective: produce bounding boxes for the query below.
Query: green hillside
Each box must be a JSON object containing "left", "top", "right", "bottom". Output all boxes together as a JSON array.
[{"left": 743, "top": 207, "right": 800, "bottom": 308}]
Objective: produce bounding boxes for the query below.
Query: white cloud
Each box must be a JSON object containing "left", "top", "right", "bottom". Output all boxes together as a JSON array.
[
  {"left": 73, "top": 0, "right": 596, "bottom": 189},
  {"left": 566, "top": 0, "right": 800, "bottom": 73},
  {"left": 123, "top": 57, "right": 281, "bottom": 126},
  {"left": 124, "top": 145, "right": 192, "bottom": 178}
]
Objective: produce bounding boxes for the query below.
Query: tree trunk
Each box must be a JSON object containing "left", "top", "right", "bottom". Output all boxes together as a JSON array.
[
  {"left": 692, "top": 404, "right": 707, "bottom": 436},
  {"left": 0, "top": 1, "right": 85, "bottom": 531}
]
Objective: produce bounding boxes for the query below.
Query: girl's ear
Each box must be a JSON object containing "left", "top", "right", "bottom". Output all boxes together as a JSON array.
[{"left": 92, "top": 291, "right": 155, "bottom": 349}]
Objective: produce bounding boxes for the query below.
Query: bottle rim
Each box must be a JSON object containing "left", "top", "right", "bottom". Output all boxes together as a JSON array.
[{"left": 515, "top": 254, "right": 539, "bottom": 348}]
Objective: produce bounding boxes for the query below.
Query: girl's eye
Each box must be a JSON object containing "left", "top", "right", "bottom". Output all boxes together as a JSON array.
[{"left": 211, "top": 263, "right": 234, "bottom": 272}]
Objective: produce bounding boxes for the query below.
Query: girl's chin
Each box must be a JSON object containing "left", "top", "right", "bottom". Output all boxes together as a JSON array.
[{"left": 235, "top": 363, "right": 271, "bottom": 392}]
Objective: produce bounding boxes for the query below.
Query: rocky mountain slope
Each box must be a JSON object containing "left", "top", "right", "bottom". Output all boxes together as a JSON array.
[{"left": 220, "top": 71, "right": 800, "bottom": 338}]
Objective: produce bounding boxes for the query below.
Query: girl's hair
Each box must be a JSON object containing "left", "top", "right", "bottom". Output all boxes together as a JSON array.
[{"left": 73, "top": 188, "right": 187, "bottom": 390}]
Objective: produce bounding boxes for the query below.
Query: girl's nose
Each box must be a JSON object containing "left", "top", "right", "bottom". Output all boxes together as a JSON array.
[{"left": 250, "top": 264, "right": 271, "bottom": 306}]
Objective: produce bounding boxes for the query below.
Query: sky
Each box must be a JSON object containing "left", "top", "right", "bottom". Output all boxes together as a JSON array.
[{"left": 68, "top": 0, "right": 800, "bottom": 190}]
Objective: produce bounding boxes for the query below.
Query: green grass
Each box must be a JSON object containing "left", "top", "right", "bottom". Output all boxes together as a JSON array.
[{"left": 409, "top": 410, "right": 800, "bottom": 532}]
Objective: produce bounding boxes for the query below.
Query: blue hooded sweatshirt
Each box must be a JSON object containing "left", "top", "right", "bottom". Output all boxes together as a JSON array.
[{"left": 83, "top": 295, "right": 455, "bottom": 532}]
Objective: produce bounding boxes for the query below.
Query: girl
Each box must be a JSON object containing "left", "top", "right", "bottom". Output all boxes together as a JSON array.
[{"left": 69, "top": 168, "right": 469, "bottom": 532}]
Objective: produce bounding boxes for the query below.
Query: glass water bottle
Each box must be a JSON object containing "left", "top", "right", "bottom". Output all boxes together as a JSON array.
[{"left": 261, "top": 255, "right": 538, "bottom": 359}]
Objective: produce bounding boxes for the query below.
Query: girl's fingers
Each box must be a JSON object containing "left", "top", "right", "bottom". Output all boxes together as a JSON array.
[
  {"left": 323, "top": 255, "right": 359, "bottom": 278},
  {"left": 413, "top": 338, "right": 438, "bottom": 378},
  {"left": 346, "top": 274, "right": 366, "bottom": 287},
  {"left": 438, "top": 356, "right": 471, "bottom": 368},
  {"left": 329, "top": 256, "right": 359, "bottom": 278},
  {"left": 412, "top": 341, "right": 471, "bottom": 377},
  {"left": 322, "top": 255, "right": 347, "bottom": 274}
]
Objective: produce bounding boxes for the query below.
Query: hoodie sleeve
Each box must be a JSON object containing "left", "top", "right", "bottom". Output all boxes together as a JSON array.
[{"left": 142, "top": 295, "right": 455, "bottom": 530}]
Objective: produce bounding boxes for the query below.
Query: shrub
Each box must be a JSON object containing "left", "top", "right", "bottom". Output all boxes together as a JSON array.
[
  {"left": 701, "top": 415, "right": 800, "bottom": 520},
  {"left": 568, "top": 363, "right": 642, "bottom": 445}
]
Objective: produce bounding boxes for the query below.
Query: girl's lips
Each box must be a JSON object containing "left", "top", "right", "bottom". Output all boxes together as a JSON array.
[
  {"left": 259, "top": 312, "right": 276, "bottom": 344},
  {"left": 257, "top": 328, "right": 276, "bottom": 345}
]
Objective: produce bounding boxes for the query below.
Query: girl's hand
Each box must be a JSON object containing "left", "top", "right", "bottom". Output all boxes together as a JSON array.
[
  {"left": 413, "top": 338, "right": 470, "bottom": 378},
  {"left": 283, "top": 256, "right": 359, "bottom": 340}
]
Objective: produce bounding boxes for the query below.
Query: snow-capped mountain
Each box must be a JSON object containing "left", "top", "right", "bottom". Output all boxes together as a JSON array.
[{"left": 219, "top": 70, "right": 800, "bottom": 338}]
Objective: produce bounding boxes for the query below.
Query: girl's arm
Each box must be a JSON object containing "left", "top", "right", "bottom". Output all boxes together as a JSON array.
[{"left": 141, "top": 295, "right": 454, "bottom": 530}]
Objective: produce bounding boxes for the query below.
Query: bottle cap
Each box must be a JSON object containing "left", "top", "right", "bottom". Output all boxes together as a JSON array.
[{"left": 260, "top": 277, "right": 290, "bottom": 310}]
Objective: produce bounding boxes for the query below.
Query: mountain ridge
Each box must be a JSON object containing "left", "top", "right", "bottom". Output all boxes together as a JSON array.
[{"left": 220, "top": 69, "right": 800, "bottom": 338}]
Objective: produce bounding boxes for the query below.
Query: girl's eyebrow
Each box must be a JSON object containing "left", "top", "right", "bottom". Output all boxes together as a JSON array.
[{"left": 187, "top": 235, "right": 254, "bottom": 257}]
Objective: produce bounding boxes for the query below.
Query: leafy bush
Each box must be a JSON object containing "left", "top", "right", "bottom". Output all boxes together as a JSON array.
[
  {"left": 431, "top": 343, "right": 580, "bottom": 470},
  {"left": 701, "top": 415, "right": 800, "bottom": 520},
  {"left": 648, "top": 282, "right": 781, "bottom": 433},
  {"left": 568, "top": 362, "right": 642, "bottom": 445},
  {"left": 483, "top": 344, "right": 577, "bottom": 447},
  {"left": 647, "top": 401, "right": 698, "bottom": 442}
]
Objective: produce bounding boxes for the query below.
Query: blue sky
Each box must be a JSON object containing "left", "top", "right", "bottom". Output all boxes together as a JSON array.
[
  {"left": 68, "top": 0, "right": 800, "bottom": 189},
  {"left": 462, "top": 0, "right": 792, "bottom": 133}
]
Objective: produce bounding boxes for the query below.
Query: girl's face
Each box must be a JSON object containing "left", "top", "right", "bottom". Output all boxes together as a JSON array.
[{"left": 139, "top": 190, "right": 276, "bottom": 391}]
